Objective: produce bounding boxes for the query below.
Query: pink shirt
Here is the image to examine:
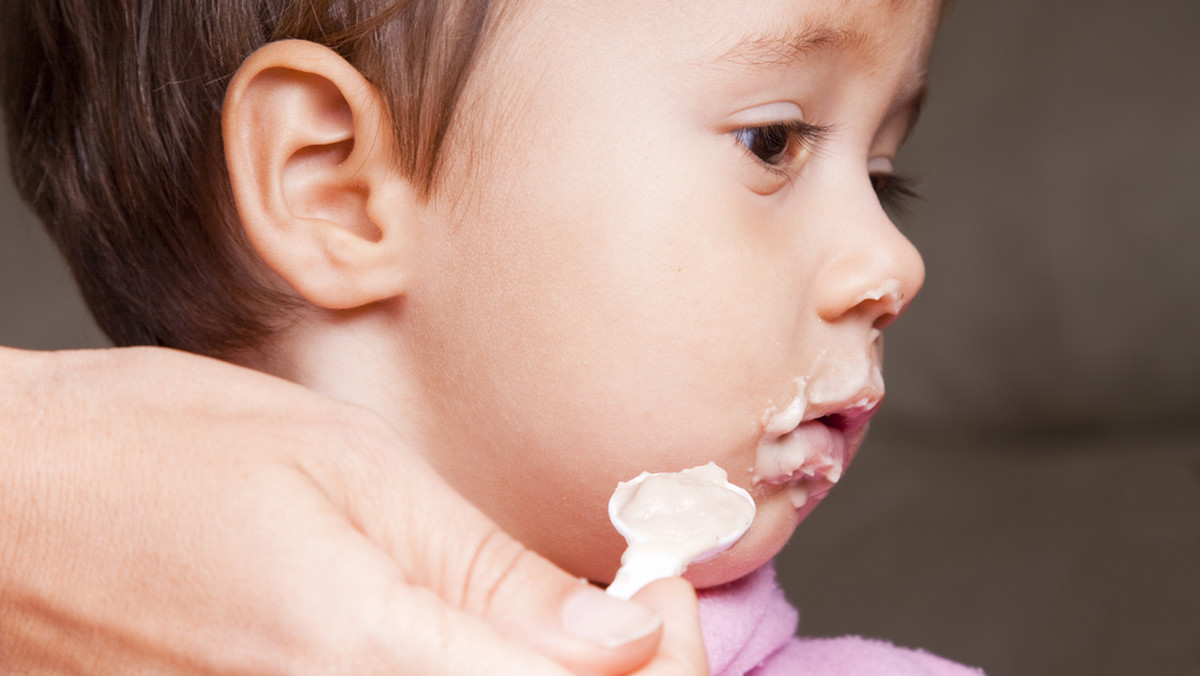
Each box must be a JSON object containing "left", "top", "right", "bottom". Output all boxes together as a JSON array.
[{"left": 696, "top": 563, "right": 985, "bottom": 675}]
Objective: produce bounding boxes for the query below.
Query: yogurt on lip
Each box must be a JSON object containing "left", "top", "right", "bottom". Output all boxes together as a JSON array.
[
  {"left": 755, "top": 419, "right": 848, "bottom": 509},
  {"left": 755, "top": 419, "right": 848, "bottom": 487},
  {"left": 753, "top": 375, "right": 881, "bottom": 507}
]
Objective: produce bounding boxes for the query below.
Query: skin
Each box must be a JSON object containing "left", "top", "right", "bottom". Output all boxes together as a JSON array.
[{"left": 225, "top": 0, "right": 938, "bottom": 598}]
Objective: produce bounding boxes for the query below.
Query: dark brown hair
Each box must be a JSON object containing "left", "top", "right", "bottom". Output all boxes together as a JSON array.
[{"left": 1, "top": 0, "right": 491, "bottom": 356}]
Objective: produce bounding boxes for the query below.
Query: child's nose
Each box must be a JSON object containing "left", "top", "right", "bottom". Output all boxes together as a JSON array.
[{"left": 815, "top": 198, "right": 925, "bottom": 330}]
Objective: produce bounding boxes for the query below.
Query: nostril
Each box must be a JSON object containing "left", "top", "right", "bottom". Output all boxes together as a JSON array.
[
  {"left": 832, "top": 278, "right": 907, "bottom": 327},
  {"left": 873, "top": 312, "right": 899, "bottom": 330},
  {"left": 857, "top": 278, "right": 906, "bottom": 315}
]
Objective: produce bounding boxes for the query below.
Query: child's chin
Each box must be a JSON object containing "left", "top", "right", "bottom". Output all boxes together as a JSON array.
[{"left": 683, "top": 489, "right": 807, "bottom": 589}]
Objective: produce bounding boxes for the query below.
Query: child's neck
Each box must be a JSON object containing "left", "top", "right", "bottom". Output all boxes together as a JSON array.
[{"left": 246, "top": 303, "right": 425, "bottom": 434}]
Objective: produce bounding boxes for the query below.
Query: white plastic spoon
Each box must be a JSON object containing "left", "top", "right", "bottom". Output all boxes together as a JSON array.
[{"left": 606, "top": 462, "right": 755, "bottom": 600}]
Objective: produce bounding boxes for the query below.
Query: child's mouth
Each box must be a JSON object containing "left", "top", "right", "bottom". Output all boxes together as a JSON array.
[{"left": 753, "top": 395, "right": 881, "bottom": 508}]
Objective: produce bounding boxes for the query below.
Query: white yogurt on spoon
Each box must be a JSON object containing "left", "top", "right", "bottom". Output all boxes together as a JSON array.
[{"left": 606, "top": 462, "right": 755, "bottom": 599}]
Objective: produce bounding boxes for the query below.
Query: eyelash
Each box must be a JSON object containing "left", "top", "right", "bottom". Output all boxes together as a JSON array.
[
  {"left": 733, "top": 120, "right": 922, "bottom": 211},
  {"left": 870, "top": 172, "right": 922, "bottom": 213},
  {"left": 733, "top": 120, "right": 831, "bottom": 180}
]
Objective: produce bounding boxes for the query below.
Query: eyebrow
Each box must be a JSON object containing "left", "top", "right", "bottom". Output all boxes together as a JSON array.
[
  {"left": 712, "top": 23, "right": 868, "bottom": 69},
  {"left": 712, "top": 21, "right": 932, "bottom": 141}
]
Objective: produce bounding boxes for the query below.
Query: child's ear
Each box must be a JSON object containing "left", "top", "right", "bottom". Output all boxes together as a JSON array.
[{"left": 223, "top": 40, "right": 417, "bottom": 309}]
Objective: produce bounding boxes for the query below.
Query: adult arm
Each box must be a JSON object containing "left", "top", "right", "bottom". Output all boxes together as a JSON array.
[{"left": 0, "top": 346, "right": 706, "bottom": 675}]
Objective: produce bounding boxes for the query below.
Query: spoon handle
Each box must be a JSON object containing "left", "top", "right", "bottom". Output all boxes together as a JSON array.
[{"left": 605, "top": 548, "right": 686, "bottom": 600}]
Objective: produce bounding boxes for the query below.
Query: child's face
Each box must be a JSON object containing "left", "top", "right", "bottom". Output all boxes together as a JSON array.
[{"left": 403, "top": 0, "right": 938, "bottom": 586}]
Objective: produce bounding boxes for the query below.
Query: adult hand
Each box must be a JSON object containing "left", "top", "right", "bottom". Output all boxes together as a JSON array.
[{"left": 0, "top": 346, "right": 706, "bottom": 675}]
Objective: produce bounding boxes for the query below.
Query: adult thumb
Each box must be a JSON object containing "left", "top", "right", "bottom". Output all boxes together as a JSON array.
[{"left": 454, "top": 525, "right": 671, "bottom": 676}]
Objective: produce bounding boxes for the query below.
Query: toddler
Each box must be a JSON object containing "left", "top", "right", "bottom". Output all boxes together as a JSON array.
[{"left": 3, "top": 0, "right": 982, "bottom": 672}]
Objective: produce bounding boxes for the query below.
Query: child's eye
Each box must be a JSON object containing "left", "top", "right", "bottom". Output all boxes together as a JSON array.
[
  {"left": 732, "top": 120, "right": 830, "bottom": 176},
  {"left": 870, "top": 171, "right": 921, "bottom": 213}
]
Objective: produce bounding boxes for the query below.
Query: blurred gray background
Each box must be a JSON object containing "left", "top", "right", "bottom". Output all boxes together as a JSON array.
[{"left": 3, "top": 0, "right": 1197, "bottom": 674}]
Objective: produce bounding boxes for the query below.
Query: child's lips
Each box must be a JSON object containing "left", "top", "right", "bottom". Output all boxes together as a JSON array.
[
  {"left": 753, "top": 399, "right": 880, "bottom": 494},
  {"left": 754, "top": 419, "right": 847, "bottom": 489}
]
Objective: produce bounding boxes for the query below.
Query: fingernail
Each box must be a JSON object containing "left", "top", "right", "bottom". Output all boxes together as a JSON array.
[{"left": 561, "top": 584, "right": 662, "bottom": 649}]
